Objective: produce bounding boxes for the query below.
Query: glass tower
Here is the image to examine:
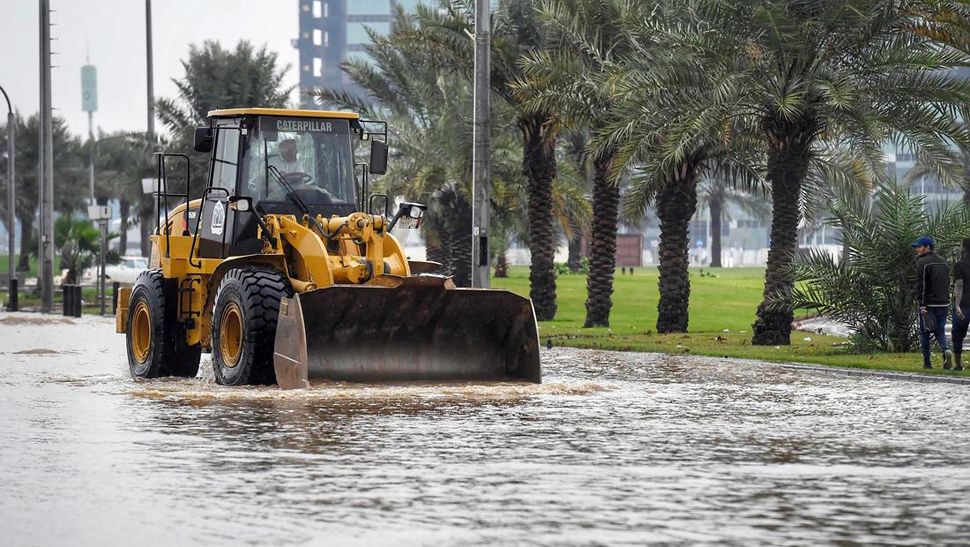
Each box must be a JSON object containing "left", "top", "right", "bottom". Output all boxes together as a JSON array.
[{"left": 296, "top": 0, "right": 422, "bottom": 107}]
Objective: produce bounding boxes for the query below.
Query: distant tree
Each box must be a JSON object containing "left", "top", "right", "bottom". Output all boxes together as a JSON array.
[
  {"left": 153, "top": 40, "right": 293, "bottom": 256},
  {"left": 0, "top": 113, "right": 86, "bottom": 271},
  {"left": 156, "top": 40, "right": 294, "bottom": 193},
  {"left": 697, "top": 177, "right": 771, "bottom": 268},
  {"left": 89, "top": 132, "right": 157, "bottom": 255}
]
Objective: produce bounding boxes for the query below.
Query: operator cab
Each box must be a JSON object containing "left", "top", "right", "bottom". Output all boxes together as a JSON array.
[
  {"left": 241, "top": 114, "right": 357, "bottom": 213},
  {"left": 191, "top": 108, "right": 386, "bottom": 257}
]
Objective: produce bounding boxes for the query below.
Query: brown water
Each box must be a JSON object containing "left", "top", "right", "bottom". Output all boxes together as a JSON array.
[{"left": 2, "top": 314, "right": 970, "bottom": 545}]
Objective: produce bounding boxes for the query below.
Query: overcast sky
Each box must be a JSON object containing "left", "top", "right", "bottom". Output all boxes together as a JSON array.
[{"left": 0, "top": 0, "right": 301, "bottom": 138}]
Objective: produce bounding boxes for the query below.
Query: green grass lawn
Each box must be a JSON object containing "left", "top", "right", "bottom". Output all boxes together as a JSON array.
[
  {"left": 2, "top": 254, "right": 962, "bottom": 375},
  {"left": 493, "top": 265, "right": 965, "bottom": 376},
  {"left": 0, "top": 255, "right": 50, "bottom": 279}
]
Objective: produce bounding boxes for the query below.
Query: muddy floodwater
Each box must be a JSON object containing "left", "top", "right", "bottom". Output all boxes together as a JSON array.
[{"left": 2, "top": 314, "right": 970, "bottom": 545}]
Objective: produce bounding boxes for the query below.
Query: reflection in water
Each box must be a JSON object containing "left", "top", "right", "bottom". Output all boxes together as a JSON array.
[{"left": 1, "top": 316, "right": 970, "bottom": 545}]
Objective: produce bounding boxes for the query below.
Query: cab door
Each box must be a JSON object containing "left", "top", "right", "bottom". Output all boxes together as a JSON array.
[{"left": 197, "top": 122, "right": 241, "bottom": 258}]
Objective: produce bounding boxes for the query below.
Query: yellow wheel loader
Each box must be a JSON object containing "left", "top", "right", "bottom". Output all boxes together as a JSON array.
[{"left": 115, "top": 108, "right": 540, "bottom": 388}]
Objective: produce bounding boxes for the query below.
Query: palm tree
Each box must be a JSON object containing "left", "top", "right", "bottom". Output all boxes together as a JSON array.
[
  {"left": 792, "top": 182, "right": 970, "bottom": 352},
  {"left": 514, "top": 0, "right": 630, "bottom": 327},
  {"left": 697, "top": 177, "right": 771, "bottom": 267},
  {"left": 315, "top": 8, "right": 589, "bottom": 288},
  {"left": 665, "top": 0, "right": 970, "bottom": 345},
  {"left": 156, "top": 40, "right": 294, "bottom": 194},
  {"left": 546, "top": 1, "right": 762, "bottom": 333},
  {"left": 313, "top": 13, "right": 511, "bottom": 286},
  {"left": 53, "top": 216, "right": 101, "bottom": 285},
  {"left": 405, "top": 0, "right": 563, "bottom": 320},
  {"left": 90, "top": 132, "right": 157, "bottom": 255},
  {"left": 0, "top": 114, "right": 86, "bottom": 271}
]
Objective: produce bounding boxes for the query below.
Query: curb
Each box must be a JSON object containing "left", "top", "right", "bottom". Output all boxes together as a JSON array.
[{"left": 777, "top": 362, "right": 970, "bottom": 385}]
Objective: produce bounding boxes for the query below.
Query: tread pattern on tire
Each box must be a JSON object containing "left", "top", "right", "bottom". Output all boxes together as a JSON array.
[
  {"left": 127, "top": 269, "right": 173, "bottom": 378},
  {"left": 126, "top": 269, "right": 201, "bottom": 379},
  {"left": 212, "top": 266, "right": 292, "bottom": 385}
]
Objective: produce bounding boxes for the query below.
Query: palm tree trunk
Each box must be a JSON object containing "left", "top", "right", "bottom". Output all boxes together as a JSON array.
[
  {"left": 584, "top": 153, "right": 620, "bottom": 327},
  {"left": 426, "top": 241, "right": 448, "bottom": 269},
  {"left": 119, "top": 199, "right": 130, "bottom": 255},
  {"left": 436, "top": 231, "right": 454, "bottom": 277},
  {"left": 752, "top": 132, "right": 812, "bottom": 346},
  {"left": 450, "top": 223, "right": 472, "bottom": 287},
  {"left": 567, "top": 235, "right": 582, "bottom": 272},
  {"left": 656, "top": 162, "right": 700, "bottom": 333},
  {"left": 494, "top": 251, "right": 508, "bottom": 278},
  {"left": 520, "top": 115, "right": 557, "bottom": 321},
  {"left": 709, "top": 195, "right": 723, "bottom": 268},
  {"left": 139, "top": 212, "right": 152, "bottom": 257}
]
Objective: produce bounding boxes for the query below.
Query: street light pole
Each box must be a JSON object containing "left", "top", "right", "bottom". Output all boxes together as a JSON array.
[
  {"left": 39, "top": 0, "right": 54, "bottom": 313},
  {"left": 471, "top": 0, "right": 491, "bottom": 288},
  {"left": 146, "top": 0, "right": 155, "bottom": 144},
  {"left": 1, "top": 85, "right": 15, "bottom": 300}
]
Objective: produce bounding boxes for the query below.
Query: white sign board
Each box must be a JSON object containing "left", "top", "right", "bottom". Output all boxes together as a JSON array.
[{"left": 87, "top": 205, "right": 111, "bottom": 221}]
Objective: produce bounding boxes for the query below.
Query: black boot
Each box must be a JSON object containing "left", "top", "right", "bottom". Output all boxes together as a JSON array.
[{"left": 956, "top": 352, "right": 964, "bottom": 371}]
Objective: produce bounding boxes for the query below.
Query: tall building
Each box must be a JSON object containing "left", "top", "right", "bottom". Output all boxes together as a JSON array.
[{"left": 296, "top": 0, "right": 422, "bottom": 107}]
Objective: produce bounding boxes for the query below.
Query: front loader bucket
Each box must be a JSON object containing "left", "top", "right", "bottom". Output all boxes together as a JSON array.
[{"left": 272, "top": 276, "right": 541, "bottom": 389}]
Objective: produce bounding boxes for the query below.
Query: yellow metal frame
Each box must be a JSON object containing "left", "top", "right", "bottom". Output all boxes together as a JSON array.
[
  {"left": 117, "top": 108, "right": 407, "bottom": 352},
  {"left": 207, "top": 107, "right": 360, "bottom": 120},
  {"left": 119, "top": 202, "right": 412, "bottom": 350}
]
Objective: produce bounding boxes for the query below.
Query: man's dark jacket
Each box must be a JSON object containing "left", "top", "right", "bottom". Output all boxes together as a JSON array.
[{"left": 914, "top": 251, "right": 950, "bottom": 307}]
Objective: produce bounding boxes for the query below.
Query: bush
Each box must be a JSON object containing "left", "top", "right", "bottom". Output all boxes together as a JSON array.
[
  {"left": 556, "top": 257, "right": 590, "bottom": 275},
  {"left": 789, "top": 184, "right": 970, "bottom": 352}
]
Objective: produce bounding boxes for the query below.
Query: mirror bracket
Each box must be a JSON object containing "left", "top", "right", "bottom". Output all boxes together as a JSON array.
[{"left": 388, "top": 202, "right": 427, "bottom": 231}]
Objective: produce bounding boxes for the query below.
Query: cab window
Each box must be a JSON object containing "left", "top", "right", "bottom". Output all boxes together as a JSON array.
[
  {"left": 212, "top": 124, "right": 240, "bottom": 191},
  {"left": 241, "top": 117, "right": 356, "bottom": 207}
]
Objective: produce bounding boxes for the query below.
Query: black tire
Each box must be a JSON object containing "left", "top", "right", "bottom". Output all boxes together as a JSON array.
[
  {"left": 211, "top": 266, "right": 291, "bottom": 386},
  {"left": 126, "top": 270, "right": 202, "bottom": 379},
  {"left": 170, "top": 344, "right": 202, "bottom": 378}
]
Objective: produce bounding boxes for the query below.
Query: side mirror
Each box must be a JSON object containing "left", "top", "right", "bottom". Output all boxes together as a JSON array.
[
  {"left": 193, "top": 126, "right": 213, "bottom": 153},
  {"left": 369, "top": 140, "right": 388, "bottom": 175},
  {"left": 228, "top": 195, "right": 252, "bottom": 212},
  {"left": 369, "top": 194, "right": 389, "bottom": 217},
  {"left": 388, "top": 202, "right": 426, "bottom": 231}
]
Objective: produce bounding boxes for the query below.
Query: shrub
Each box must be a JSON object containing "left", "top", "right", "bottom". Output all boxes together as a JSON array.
[{"left": 789, "top": 184, "right": 970, "bottom": 352}]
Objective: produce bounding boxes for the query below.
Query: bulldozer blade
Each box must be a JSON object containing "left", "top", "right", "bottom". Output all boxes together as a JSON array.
[{"left": 273, "top": 277, "right": 541, "bottom": 388}]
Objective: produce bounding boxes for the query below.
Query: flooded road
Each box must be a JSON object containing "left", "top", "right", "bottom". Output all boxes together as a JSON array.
[{"left": 2, "top": 314, "right": 970, "bottom": 545}]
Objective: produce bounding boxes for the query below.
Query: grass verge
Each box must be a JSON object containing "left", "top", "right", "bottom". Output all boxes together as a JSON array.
[{"left": 492, "top": 265, "right": 965, "bottom": 376}]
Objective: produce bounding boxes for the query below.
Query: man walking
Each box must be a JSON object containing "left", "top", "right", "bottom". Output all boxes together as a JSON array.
[
  {"left": 913, "top": 236, "right": 953, "bottom": 369},
  {"left": 950, "top": 238, "right": 970, "bottom": 371}
]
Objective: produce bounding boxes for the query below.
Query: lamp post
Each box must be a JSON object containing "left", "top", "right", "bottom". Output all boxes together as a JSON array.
[
  {"left": 39, "top": 0, "right": 54, "bottom": 313},
  {"left": 0, "top": 85, "right": 15, "bottom": 310},
  {"left": 471, "top": 0, "right": 491, "bottom": 288},
  {"left": 86, "top": 204, "right": 110, "bottom": 315}
]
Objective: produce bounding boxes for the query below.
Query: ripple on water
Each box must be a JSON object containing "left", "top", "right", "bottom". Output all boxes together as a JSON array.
[
  {"left": 127, "top": 379, "right": 612, "bottom": 410},
  {"left": 4, "top": 339, "right": 970, "bottom": 545}
]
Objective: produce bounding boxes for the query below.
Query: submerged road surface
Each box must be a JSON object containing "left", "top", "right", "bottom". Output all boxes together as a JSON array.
[{"left": 1, "top": 313, "right": 969, "bottom": 545}]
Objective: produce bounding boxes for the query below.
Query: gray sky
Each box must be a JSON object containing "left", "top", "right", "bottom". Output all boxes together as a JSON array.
[{"left": 0, "top": 0, "right": 301, "bottom": 138}]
